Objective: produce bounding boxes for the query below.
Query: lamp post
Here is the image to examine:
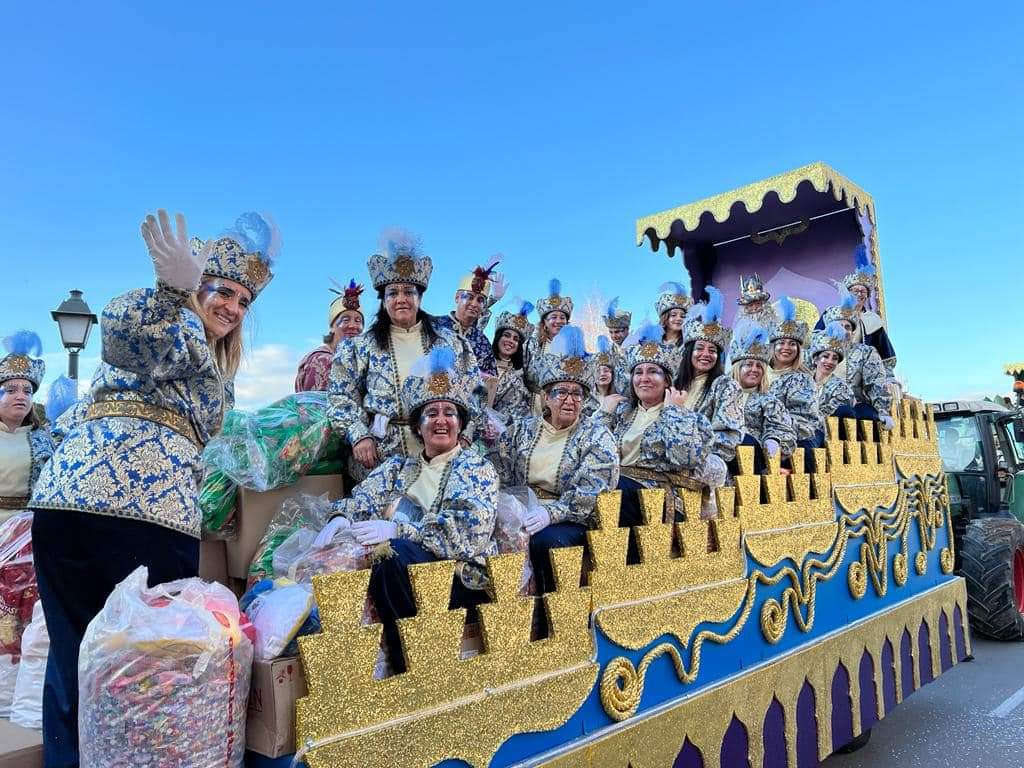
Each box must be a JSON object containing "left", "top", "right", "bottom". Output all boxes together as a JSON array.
[{"left": 51, "top": 290, "right": 98, "bottom": 380}]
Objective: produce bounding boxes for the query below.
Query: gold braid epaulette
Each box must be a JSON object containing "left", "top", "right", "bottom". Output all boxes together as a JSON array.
[{"left": 85, "top": 401, "right": 200, "bottom": 448}]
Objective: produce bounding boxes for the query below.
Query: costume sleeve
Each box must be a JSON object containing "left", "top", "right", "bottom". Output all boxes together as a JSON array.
[
  {"left": 543, "top": 424, "right": 620, "bottom": 527},
  {"left": 329, "top": 457, "right": 400, "bottom": 522},
  {"left": 396, "top": 456, "right": 499, "bottom": 564},
  {"left": 328, "top": 337, "right": 371, "bottom": 446},
  {"left": 451, "top": 332, "right": 486, "bottom": 443},
  {"left": 861, "top": 346, "right": 893, "bottom": 416},
  {"left": 759, "top": 394, "right": 798, "bottom": 456},
  {"left": 647, "top": 404, "right": 714, "bottom": 471},
  {"left": 818, "top": 377, "right": 855, "bottom": 419},
  {"left": 100, "top": 285, "right": 210, "bottom": 379},
  {"left": 705, "top": 376, "right": 744, "bottom": 462},
  {"left": 29, "top": 429, "right": 54, "bottom": 488},
  {"left": 496, "top": 372, "right": 531, "bottom": 423},
  {"left": 771, "top": 373, "right": 821, "bottom": 440},
  {"left": 487, "top": 419, "right": 522, "bottom": 486}
]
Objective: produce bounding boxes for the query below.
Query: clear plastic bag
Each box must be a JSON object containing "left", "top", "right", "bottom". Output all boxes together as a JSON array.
[
  {"left": 494, "top": 489, "right": 534, "bottom": 595},
  {"left": 247, "top": 493, "right": 335, "bottom": 588},
  {"left": 199, "top": 469, "right": 239, "bottom": 539},
  {"left": 78, "top": 567, "right": 253, "bottom": 768},
  {"left": 0, "top": 511, "right": 38, "bottom": 680},
  {"left": 239, "top": 580, "right": 315, "bottom": 661},
  {"left": 272, "top": 527, "right": 371, "bottom": 585},
  {"left": 0, "top": 654, "right": 18, "bottom": 719},
  {"left": 201, "top": 391, "right": 336, "bottom": 492},
  {"left": 10, "top": 600, "right": 47, "bottom": 729}
]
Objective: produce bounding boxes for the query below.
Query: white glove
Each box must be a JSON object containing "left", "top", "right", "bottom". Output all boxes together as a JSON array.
[
  {"left": 140, "top": 209, "right": 208, "bottom": 292},
  {"left": 879, "top": 414, "right": 895, "bottom": 430},
  {"left": 313, "top": 515, "right": 351, "bottom": 548},
  {"left": 352, "top": 519, "right": 399, "bottom": 546},
  {"left": 491, "top": 272, "right": 508, "bottom": 301},
  {"left": 523, "top": 506, "right": 552, "bottom": 535},
  {"left": 764, "top": 438, "right": 781, "bottom": 458}
]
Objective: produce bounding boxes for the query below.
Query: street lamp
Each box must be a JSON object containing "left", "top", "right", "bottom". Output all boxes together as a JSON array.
[{"left": 51, "top": 290, "right": 98, "bottom": 380}]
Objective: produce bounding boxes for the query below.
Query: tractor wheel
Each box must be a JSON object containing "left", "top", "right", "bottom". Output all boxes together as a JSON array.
[{"left": 959, "top": 518, "right": 1024, "bottom": 640}]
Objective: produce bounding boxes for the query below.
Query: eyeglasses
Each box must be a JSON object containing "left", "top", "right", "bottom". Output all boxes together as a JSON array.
[{"left": 550, "top": 388, "right": 584, "bottom": 401}]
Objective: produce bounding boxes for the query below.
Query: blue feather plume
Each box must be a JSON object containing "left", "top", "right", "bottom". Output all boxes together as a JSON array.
[
  {"left": 605, "top": 296, "right": 620, "bottom": 318},
  {"left": 839, "top": 288, "right": 858, "bottom": 311},
  {"left": 636, "top": 322, "right": 664, "bottom": 345},
  {"left": 854, "top": 244, "right": 875, "bottom": 275},
  {"left": 549, "top": 325, "right": 586, "bottom": 358},
  {"left": 3, "top": 330, "right": 42, "bottom": 357},
  {"left": 548, "top": 278, "right": 562, "bottom": 298},
  {"left": 378, "top": 228, "right": 422, "bottom": 264},
  {"left": 741, "top": 325, "right": 769, "bottom": 347},
  {"left": 825, "top": 321, "right": 848, "bottom": 341},
  {"left": 409, "top": 345, "right": 456, "bottom": 378},
  {"left": 778, "top": 296, "right": 796, "bottom": 323},
  {"left": 45, "top": 375, "right": 78, "bottom": 422},
  {"left": 657, "top": 281, "right": 689, "bottom": 296},
  {"left": 702, "top": 286, "right": 723, "bottom": 324},
  {"left": 223, "top": 212, "right": 281, "bottom": 265},
  {"left": 597, "top": 335, "right": 612, "bottom": 354},
  {"left": 518, "top": 299, "right": 534, "bottom": 317}
]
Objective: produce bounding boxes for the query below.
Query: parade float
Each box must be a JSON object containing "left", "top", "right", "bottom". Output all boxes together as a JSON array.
[{"left": 282, "top": 163, "right": 969, "bottom": 768}]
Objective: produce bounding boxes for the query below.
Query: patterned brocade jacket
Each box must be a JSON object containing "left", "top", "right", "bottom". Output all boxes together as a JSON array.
[
  {"left": 692, "top": 375, "right": 745, "bottom": 463},
  {"left": 294, "top": 346, "right": 333, "bottom": 392},
  {"left": 816, "top": 375, "right": 855, "bottom": 420},
  {"left": 27, "top": 429, "right": 53, "bottom": 490},
  {"left": 521, "top": 335, "right": 548, "bottom": 394},
  {"left": 844, "top": 343, "right": 893, "bottom": 417},
  {"left": 332, "top": 449, "right": 499, "bottom": 590},
  {"left": 768, "top": 370, "right": 821, "bottom": 441},
  {"left": 489, "top": 416, "right": 619, "bottom": 528},
  {"left": 594, "top": 402, "right": 714, "bottom": 483},
  {"left": 31, "top": 284, "right": 231, "bottom": 538},
  {"left": 328, "top": 325, "right": 484, "bottom": 482},
  {"left": 435, "top": 313, "right": 497, "bottom": 376},
  {"left": 740, "top": 392, "right": 798, "bottom": 457},
  {"left": 491, "top": 366, "right": 531, "bottom": 424}
]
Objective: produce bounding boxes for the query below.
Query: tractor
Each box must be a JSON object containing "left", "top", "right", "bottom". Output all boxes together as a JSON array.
[{"left": 931, "top": 389, "right": 1024, "bottom": 640}]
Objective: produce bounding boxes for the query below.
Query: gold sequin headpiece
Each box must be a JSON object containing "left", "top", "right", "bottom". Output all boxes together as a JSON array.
[
  {"left": 769, "top": 297, "right": 809, "bottom": 347},
  {"left": 368, "top": 228, "right": 433, "bottom": 291},
  {"left": 683, "top": 286, "right": 732, "bottom": 353},
  {"left": 654, "top": 282, "right": 692, "bottom": 318},
  {"left": 494, "top": 299, "right": 535, "bottom": 341},
  {"left": 728, "top": 326, "right": 772, "bottom": 366},
  {"left": 809, "top": 323, "right": 850, "bottom": 362},
  {"left": 536, "top": 325, "right": 591, "bottom": 392},
  {"left": 190, "top": 212, "right": 279, "bottom": 300},
  {"left": 625, "top": 324, "right": 682, "bottom": 377},
  {"left": 401, "top": 347, "right": 474, "bottom": 416},
  {"left": 0, "top": 331, "right": 45, "bottom": 391},
  {"left": 537, "top": 278, "right": 573, "bottom": 321}
]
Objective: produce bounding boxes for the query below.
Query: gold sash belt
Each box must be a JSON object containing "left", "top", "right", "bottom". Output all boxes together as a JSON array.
[
  {"left": 86, "top": 401, "right": 201, "bottom": 448},
  {"left": 0, "top": 496, "right": 29, "bottom": 511}
]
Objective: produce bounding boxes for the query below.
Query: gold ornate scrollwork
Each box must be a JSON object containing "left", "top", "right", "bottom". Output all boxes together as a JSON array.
[
  {"left": 600, "top": 656, "right": 642, "bottom": 721},
  {"left": 940, "top": 548, "right": 955, "bottom": 574},
  {"left": 761, "top": 598, "right": 788, "bottom": 643},
  {"left": 848, "top": 562, "right": 867, "bottom": 599},
  {"left": 915, "top": 551, "right": 928, "bottom": 575},
  {"left": 893, "top": 553, "right": 908, "bottom": 586}
]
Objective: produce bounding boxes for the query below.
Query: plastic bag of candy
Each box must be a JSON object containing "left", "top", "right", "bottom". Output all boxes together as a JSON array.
[
  {"left": 239, "top": 579, "right": 316, "bottom": 661},
  {"left": 494, "top": 489, "right": 534, "bottom": 595},
  {"left": 201, "top": 391, "right": 334, "bottom": 492},
  {"left": 0, "top": 511, "right": 37, "bottom": 716},
  {"left": 272, "top": 526, "right": 371, "bottom": 584},
  {"left": 10, "top": 600, "right": 47, "bottom": 729},
  {"left": 247, "top": 493, "right": 334, "bottom": 588},
  {"left": 199, "top": 469, "right": 238, "bottom": 539},
  {"left": 78, "top": 567, "right": 254, "bottom": 768}
]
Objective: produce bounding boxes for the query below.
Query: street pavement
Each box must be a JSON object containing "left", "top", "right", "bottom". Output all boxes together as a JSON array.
[{"left": 826, "top": 635, "right": 1024, "bottom": 767}]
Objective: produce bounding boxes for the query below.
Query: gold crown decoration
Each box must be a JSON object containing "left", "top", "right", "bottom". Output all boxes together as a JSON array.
[
  {"left": 737, "top": 273, "right": 770, "bottom": 305},
  {"left": 537, "top": 278, "right": 573, "bottom": 320},
  {"left": 809, "top": 324, "right": 850, "bottom": 361},
  {"left": 624, "top": 325, "right": 683, "bottom": 376},
  {"left": 728, "top": 326, "right": 772, "bottom": 366},
  {"left": 536, "top": 326, "right": 591, "bottom": 391},
  {"left": 457, "top": 254, "right": 502, "bottom": 297},
  {"left": 368, "top": 228, "right": 433, "bottom": 291},
  {"left": 683, "top": 286, "right": 732, "bottom": 352},
  {"left": 654, "top": 281, "right": 692, "bottom": 318},
  {"left": 604, "top": 297, "right": 632, "bottom": 330},
  {"left": 0, "top": 331, "right": 45, "bottom": 391},
  {"left": 841, "top": 244, "right": 877, "bottom": 292},
  {"left": 190, "top": 212, "right": 279, "bottom": 301},
  {"left": 400, "top": 347, "right": 474, "bottom": 416}
]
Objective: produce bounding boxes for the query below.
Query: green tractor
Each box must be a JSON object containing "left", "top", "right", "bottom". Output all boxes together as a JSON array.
[{"left": 931, "top": 393, "right": 1024, "bottom": 640}]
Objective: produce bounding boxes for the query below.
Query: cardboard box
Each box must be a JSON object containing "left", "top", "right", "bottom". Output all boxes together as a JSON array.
[
  {"left": 199, "top": 538, "right": 229, "bottom": 585},
  {"left": 247, "top": 656, "right": 308, "bottom": 758},
  {"left": 226, "top": 474, "right": 345, "bottom": 580},
  {"left": 0, "top": 719, "right": 42, "bottom": 768}
]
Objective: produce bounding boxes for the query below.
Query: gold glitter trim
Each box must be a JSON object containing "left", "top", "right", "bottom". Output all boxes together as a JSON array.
[
  {"left": 296, "top": 551, "right": 597, "bottom": 767},
  {"left": 245, "top": 256, "right": 270, "bottom": 285},
  {"left": 561, "top": 580, "right": 967, "bottom": 768},
  {"left": 561, "top": 356, "right": 585, "bottom": 376},
  {"left": 3, "top": 356, "right": 30, "bottom": 375},
  {"left": 394, "top": 255, "right": 415, "bottom": 278},
  {"left": 427, "top": 372, "right": 450, "bottom": 395},
  {"left": 85, "top": 400, "right": 200, "bottom": 447}
]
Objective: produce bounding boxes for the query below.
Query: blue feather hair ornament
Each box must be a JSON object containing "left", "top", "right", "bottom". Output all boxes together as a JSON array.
[
  {"left": 45, "top": 375, "right": 79, "bottom": 422},
  {"left": 548, "top": 278, "right": 562, "bottom": 298},
  {"left": 549, "top": 325, "right": 586, "bottom": 359},
  {"left": 222, "top": 212, "right": 281, "bottom": 266},
  {"left": 778, "top": 296, "right": 797, "bottom": 323},
  {"left": 742, "top": 325, "right": 769, "bottom": 348},
  {"left": 839, "top": 287, "right": 858, "bottom": 312},
  {"left": 702, "top": 286, "right": 724, "bottom": 324},
  {"left": 378, "top": 227, "right": 423, "bottom": 265},
  {"left": 3, "top": 330, "right": 42, "bottom": 357},
  {"left": 825, "top": 321, "right": 848, "bottom": 341},
  {"left": 606, "top": 296, "right": 620, "bottom": 318},
  {"left": 597, "top": 335, "right": 612, "bottom": 355},
  {"left": 854, "top": 244, "right": 875, "bottom": 276},
  {"left": 409, "top": 346, "right": 456, "bottom": 378},
  {"left": 657, "top": 281, "right": 689, "bottom": 297},
  {"left": 636, "top": 322, "right": 665, "bottom": 345}
]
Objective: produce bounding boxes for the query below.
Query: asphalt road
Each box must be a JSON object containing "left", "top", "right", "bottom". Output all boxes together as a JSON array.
[{"left": 826, "top": 635, "right": 1024, "bottom": 767}]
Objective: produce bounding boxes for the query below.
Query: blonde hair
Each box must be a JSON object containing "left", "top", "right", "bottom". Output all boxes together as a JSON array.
[
  {"left": 188, "top": 291, "right": 244, "bottom": 380},
  {"left": 770, "top": 340, "right": 811, "bottom": 375},
  {"left": 731, "top": 360, "right": 769, "bottom": 393}
]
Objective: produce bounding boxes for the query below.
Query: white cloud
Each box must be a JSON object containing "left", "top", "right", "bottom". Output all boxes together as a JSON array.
[{"left": 233, "top": 343, "right": 304, "bottom": 410}]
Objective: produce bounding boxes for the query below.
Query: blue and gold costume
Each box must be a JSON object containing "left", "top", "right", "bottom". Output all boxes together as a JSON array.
[
  {"left": 730, "top": 327, "right": 798, "bottom": 465},
  {"left": 809, "top": 324, "right": 857, "bottom": 420},
  {"left": 522, "top": 279, "right": 573, "bottom": 396},
  {"left": 823, "top": 296, "right": 893, "bottom": 421},
  {"left": 489, "top": 301, "right": 534, "bottom": 424},
  {"left": 582, "top": 335, "right": 627, "bottom": 420},
  {"left": 768, "top": 298, "right": 822, "bottom": 465},
  {"left": 436, "top": 312, "right": 496, "bottom": 377}
]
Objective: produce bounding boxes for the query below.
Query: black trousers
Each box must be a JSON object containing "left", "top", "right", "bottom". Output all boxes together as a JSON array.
[
  {"left": 528, "top": 522, "right": 588, "bottom": 594},
  {"left": 31, "top": 509, "right": 198, "bottom": 768},
  {"left": 727, "top": 434, "right": 767, "bottom": 476},
  {"left": 367, "top": 538, "right": 488, "bottom": 674}
]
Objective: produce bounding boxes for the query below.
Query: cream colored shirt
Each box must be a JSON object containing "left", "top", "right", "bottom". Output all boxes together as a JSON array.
[
  {"left": 391, "top": 322, "right": 425, "bottom": 456},
  {"left": 683, "top": 375, "right": 708, "bottom": 409},
  {"left": 405, "top": 444, "right": 461, "bottom": 515},
  {"left": 528, "top": 419, "right": 574, "bottom": 494},
  {"left": 0, "top": 426, "right": 32, "bottom": 498},
  {"left": 620, "top": 402, "right": 663, "bottom": 467}
]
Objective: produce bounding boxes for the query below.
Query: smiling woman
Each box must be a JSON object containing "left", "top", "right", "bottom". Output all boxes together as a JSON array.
[{"left": 27, "top": 209, "right": 279, "bottom": 768}]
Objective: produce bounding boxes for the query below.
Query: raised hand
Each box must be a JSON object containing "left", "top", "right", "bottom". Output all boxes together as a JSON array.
[
  {"left": 141, "top": 209, "right": 209, "bottom": 292},
  {"left": 490, "top": 272, "right": 509, "bottom": 301},
  {"left": 601, "top": 394, "right": 627, "bottom": 413},
  {"left": 664, "top": 387, "right": 688, "bottom": 408}
]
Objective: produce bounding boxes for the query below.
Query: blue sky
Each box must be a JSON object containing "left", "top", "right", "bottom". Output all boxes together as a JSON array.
[{"left": 4, "top": 3, "right": 1021, "bottom": 408}]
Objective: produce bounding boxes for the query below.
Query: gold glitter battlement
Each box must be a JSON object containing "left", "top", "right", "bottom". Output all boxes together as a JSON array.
[
  {"left": 295, "top": 551, "right": 597, "bottom": 768},
  {"left": 824, "top": 415, "right": 895, "bottom": 486},
  {"left": 890, "top": 398, "right": 943, "bottom": 477}
]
